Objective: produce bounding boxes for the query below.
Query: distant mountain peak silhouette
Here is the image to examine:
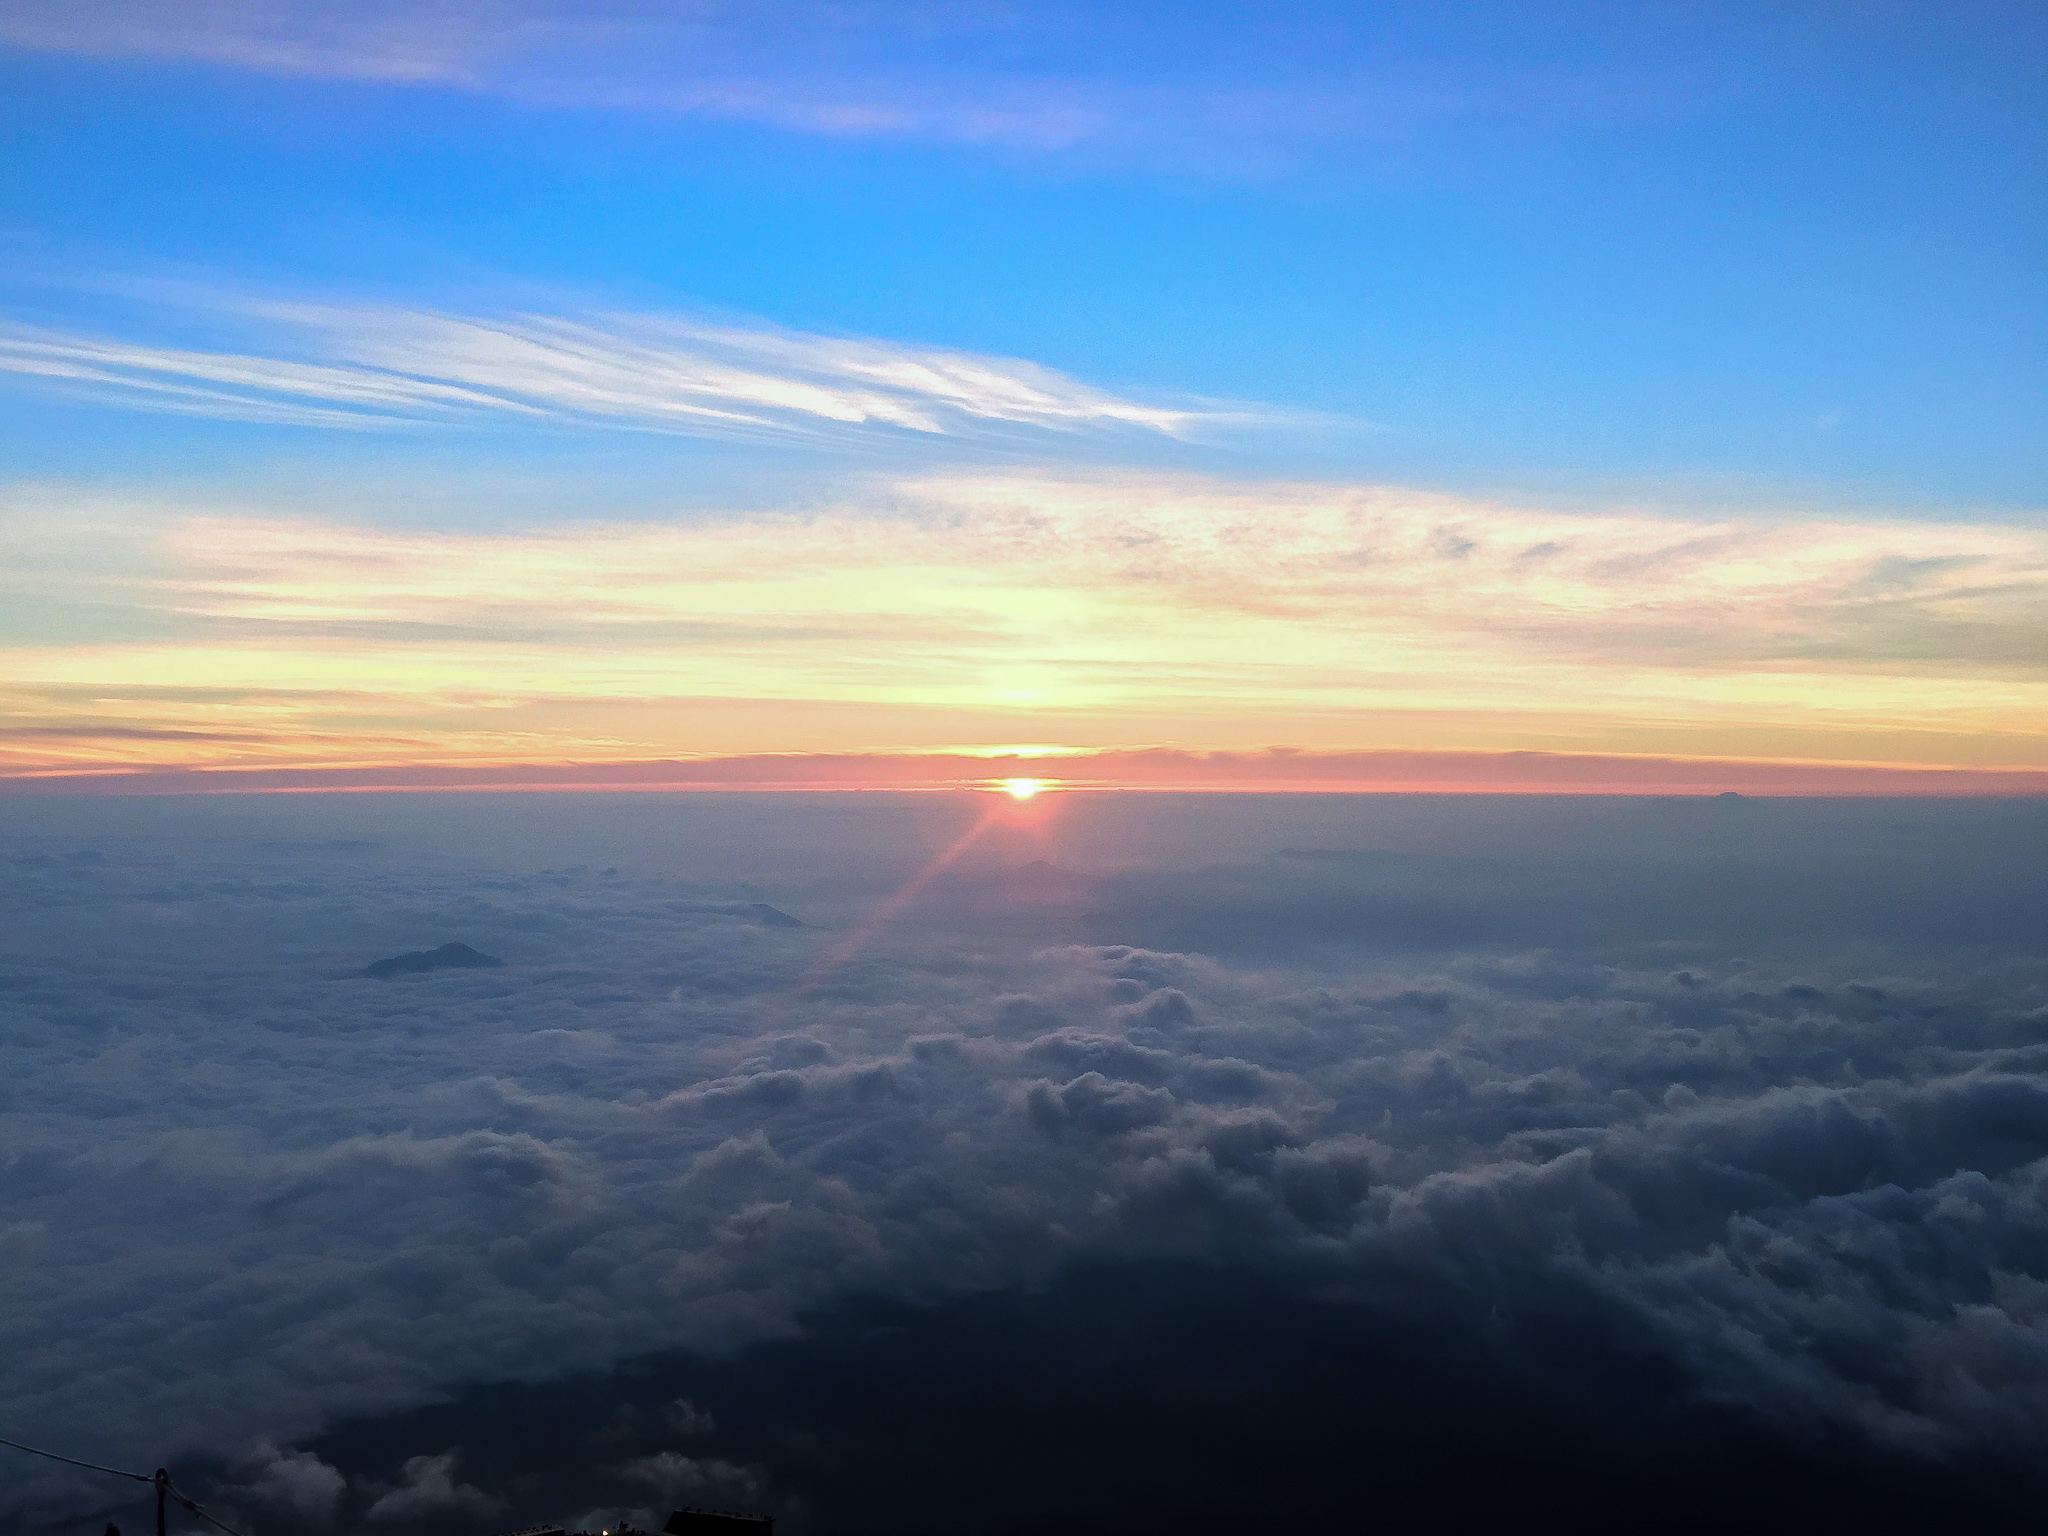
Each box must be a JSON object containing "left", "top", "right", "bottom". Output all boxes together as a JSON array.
[
  {"left": 737, "top": 902, "right": 805, "bottom": 928},
  {"left": 362, "top": 941, "right": 504, "bottom": 979}
]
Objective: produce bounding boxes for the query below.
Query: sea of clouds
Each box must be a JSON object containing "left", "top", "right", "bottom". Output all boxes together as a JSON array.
[{"left": 2, "top": 793, "right": 2045, "bottom": 1531}]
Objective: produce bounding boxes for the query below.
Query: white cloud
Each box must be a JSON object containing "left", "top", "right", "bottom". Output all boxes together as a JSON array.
[
  {"left": 364, "top": 1450, "right": 501, "bottom": 1522},
  {"left": 0, "top": 325, "right": 526, "bottom": 429},
  {"left": 619, "top": 1450, "right": 759, "bottom": 1507},
  {"left": 228, "top": 1444, "right": 347, "bottom": 1524},
  {"left": 0, "top": 296, "right": 1201, "bottom": 440},
  {"left": 666, "top": 1399, "right": 716, "bottom": 1436}
]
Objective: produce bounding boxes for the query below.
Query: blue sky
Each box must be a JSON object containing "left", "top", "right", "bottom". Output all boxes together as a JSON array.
[{"left": 0, "top": 0, "right": 2039, "bottom": 512}]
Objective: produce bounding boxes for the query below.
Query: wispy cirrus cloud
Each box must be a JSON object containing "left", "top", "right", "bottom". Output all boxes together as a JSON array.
[
  {"left": 0, "top": 325, "right": 528, "bottom": 429},
  {"left": 0, "top": 294, "right": 1207, "bottom": 439},
  {"left": 0, "top": 0, "right": 1669, "bottom": 165},
  {"left": 0, "top": 0, "right": 529, "bottom": 86}
]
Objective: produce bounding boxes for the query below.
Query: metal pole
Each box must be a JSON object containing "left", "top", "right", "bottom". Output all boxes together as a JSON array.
[{"left": 155, "top": 1469, "right": 169, "bottom": 1536}]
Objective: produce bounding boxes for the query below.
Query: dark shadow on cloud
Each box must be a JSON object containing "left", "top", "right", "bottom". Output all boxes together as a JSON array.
[{"left": 243, "top": 1263, "right": 2048, "bottom": 1536}]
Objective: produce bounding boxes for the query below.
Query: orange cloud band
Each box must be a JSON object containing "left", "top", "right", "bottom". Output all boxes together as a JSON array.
[
  {"left": 9, "top": 474, "right": 2045, "bottom": 783},
  {"left": 5, "top": 747, "right": 2044, "bottom": 797}
]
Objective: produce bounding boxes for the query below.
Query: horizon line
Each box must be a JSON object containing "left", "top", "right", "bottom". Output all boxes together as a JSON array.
[{"left": 5, "top": 746, "right": 2045, "bottom": 798}]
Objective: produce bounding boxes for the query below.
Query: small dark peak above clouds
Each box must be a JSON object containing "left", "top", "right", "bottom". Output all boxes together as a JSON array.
[
  {"left": 1717, "top": 791, "right": 1748, "bottom": 799},
  {"left": 1273, "top": 846, "right": 1400, "bottom": 864},
  {"left": 734, "top": 903, "right": 804, "bottom": 929},
  {"left": 363, "top": 942, "right": 505, "bottom": 980},
  {"left": 674, "top": 902, "right": 808, "bottom": 927}
]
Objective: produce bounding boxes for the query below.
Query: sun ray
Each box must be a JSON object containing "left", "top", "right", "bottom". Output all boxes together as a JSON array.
[{"left": 763, "top": 800, "right": 1007, "bottom": 1022}]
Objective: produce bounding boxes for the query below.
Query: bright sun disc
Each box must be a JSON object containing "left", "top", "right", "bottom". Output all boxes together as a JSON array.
[{"left": 998, "top": 777, "right": 1045, "bottom": 800}]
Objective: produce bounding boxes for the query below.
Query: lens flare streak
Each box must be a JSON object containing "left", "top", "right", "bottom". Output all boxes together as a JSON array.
[{"left": 767, "top": 799, "right": 1012, "bottom": 1018}]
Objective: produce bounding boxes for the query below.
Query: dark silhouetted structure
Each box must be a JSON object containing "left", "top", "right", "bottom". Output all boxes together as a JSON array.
[
  {"left": 663, "top": 1509, "right": 772, "bottom": 1536},
  {"left": 499, "top": 1510, "right": 769, "bottom": 1536}
]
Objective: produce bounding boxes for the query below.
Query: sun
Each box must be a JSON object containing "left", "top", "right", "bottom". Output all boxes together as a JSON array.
[{"left": 997, "top": 777, "right": 1046, "bottom": 800}]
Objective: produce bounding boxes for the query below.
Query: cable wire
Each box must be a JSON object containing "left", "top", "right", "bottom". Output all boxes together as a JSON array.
[
  {"left": 0, "top": 1433, "right": 251, "bottom": 1536},
  {"left": 166, "top": 1478, "right": 251, "bottom": 1536},
  {"left": 0, "top": 1433, "right": 151, "bottom": 1483}
]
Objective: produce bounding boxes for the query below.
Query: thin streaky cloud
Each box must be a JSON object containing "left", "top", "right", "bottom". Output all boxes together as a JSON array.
[
  {"left": 0, "top": 296, "right": 1207, "bottom": 441},
  {"left": 0, "top": 326, "right": 525, "bottom": 428},
  {"left": 0, "top": 0, "right": 1671, "bottom": 164},
  {"left": 0, "top": 0, "right": 511, "bottom": 85}
]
